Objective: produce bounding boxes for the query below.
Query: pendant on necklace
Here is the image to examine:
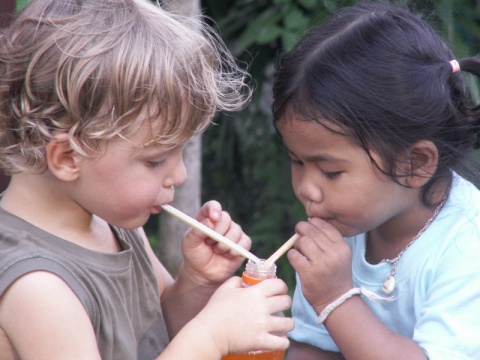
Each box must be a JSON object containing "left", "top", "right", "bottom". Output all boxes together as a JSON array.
[{"left": 382, "top": 275, "right": 396, "bottom": 294}]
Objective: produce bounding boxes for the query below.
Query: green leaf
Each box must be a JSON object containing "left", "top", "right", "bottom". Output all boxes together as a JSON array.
[
  {"left": 257, "top": 25, "right": 284, "bottom": 44},
  {"left": 281, "top": 30, "right": 301, "bottom": 50},
  {"left": 235, "top": 8, "right": 283, "bottom": 51},
  {"left": 284, "top": 5, "right": 310, "bottom": 30},
  {"left": 297, "top": 0, "right": 318, "bottom": 10},
  {"left": 17, "top": 0, "right": 30, "bottom": 10}
]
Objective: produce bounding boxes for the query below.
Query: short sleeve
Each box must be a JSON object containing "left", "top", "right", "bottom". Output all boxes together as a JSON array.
[{"left": 413, "top": 221, "right": 480, "bottom": 359}]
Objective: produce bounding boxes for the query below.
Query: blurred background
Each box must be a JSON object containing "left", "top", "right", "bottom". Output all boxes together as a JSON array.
[{"left": 3, "top": 0, "right": 480, "bottom": 290}]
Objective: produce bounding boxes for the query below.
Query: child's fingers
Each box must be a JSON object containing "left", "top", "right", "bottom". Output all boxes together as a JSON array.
[
  {"left": 218, "top": 276, "right": 243, "bottom": 289},
  {"left": 196, "top": 200, "right": 222, "bottom": 223},
  {"left": 292, "top": 234, "right": 326, "bottom": 263},
  {"left": 260, "top": 333, "right": 291, "bottom": 351},
  {"left": 306, "top": 217, "right": 343, "bottom": 243},
  {"left": 252, "top": 278, "right": 289, "bottom": 297},
  {"left": 266, "top": 295, "right": 293, "bottom": 318},
  {"left": 266, "top": 317, "right": 295, "bottom": 339}
]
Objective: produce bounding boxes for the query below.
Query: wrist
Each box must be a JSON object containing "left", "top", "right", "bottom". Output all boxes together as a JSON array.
[
  {"left": 177, "top": 263, "right": 222, "bottom": 292},
  {"left": 317, "top": 287, "right": 394, "bottom": 324},
  {"left": 190, "top": 316, "right": 227, "bottom": 358},
  {"left": 317, "top": 288, "right": 362, "bottom": 324},
  {"left": 165, "top": 316, "right": 225, "bottom": 359}
]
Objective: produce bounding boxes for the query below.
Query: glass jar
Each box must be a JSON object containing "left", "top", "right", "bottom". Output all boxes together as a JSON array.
[{"left": 221, "top": 259, "right": 286, "bottom": 360}]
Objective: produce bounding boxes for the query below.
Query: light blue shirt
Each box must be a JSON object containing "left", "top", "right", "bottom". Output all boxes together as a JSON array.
[{"left": 289, "top": 175, "right": 480, "bottom": 359}]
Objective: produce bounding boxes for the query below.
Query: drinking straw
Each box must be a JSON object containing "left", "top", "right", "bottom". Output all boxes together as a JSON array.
[
  {"left": 161, "top": 204, "right": 261, "bottom": 263},
  {"left": 265, "top": 233, "right": 299, "bottom": 266}
]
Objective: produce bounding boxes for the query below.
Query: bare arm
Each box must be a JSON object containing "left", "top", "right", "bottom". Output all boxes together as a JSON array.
[
  {"left": 288, "top": 219, "right": 428, "bottom": 360},
  {"left": 159, "top": 277, "right": 293, "bottom": 359},
  {"left": 320, "top": 296, "right": 426, "bottom": 360},
  {"left": 0, "top": 271, "right": 102, "bottom": 360},
  {"left": 139, "top": 226, "right": 224, "bottom": 338},
  {"left": 0, "top": 264, "right": 293, "bottom": 360},
  {"left": 138, "top": 227, "right": 203, "bottom": 338},
  {"left": 153, "top": 201, "right": 252, "bottom": 337}
]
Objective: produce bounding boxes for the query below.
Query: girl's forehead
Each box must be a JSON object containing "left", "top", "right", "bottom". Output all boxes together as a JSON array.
[
  {"left": 278, "top": 115, "right": 347, "bottom": 141},
  {"left": 278, "top": 116, "right": 374, "bottom": 160}
]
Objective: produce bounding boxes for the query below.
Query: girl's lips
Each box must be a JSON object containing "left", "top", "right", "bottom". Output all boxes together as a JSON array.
[{"left": 152, "top": 206, "right": 162, "bottom": 214}]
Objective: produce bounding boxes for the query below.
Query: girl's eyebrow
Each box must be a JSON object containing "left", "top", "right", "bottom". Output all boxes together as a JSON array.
[{"left": 286, "top": 148, "right": 347, "bottom": 163}]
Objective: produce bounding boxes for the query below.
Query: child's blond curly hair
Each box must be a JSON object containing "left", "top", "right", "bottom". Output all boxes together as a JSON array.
[{"left": 0, "top": 0, "right": 251, "bottom": 174}]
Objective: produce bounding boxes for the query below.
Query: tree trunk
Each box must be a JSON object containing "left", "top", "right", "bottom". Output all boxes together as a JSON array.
[
  {"left": 157, "top": 0, "right": 202, "bottom": 277},
  {"left": 0, "top": 0, "right": 15, "bottom": 193},
  {"left": 0, "top": 0, "right": 15, "bottom": 28}
]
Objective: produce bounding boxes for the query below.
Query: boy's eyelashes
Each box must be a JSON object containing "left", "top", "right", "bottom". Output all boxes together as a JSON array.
[{"left": 146, "top": 159, "right": 168, "bottom": 168}]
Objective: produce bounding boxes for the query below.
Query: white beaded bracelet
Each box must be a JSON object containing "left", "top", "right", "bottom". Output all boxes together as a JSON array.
[{"left": 317, "top": 287, "right": 392, "bottom": 324}]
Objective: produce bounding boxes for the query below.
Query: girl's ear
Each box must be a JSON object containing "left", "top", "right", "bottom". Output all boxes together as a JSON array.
[
  {"left": 45, "top": 133, "right": 81, "bottom": 181},
  {"left": 401, "top": 140, "right": 439, "bottom": 188}
]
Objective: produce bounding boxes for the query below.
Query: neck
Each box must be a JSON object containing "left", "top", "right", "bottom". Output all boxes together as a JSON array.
[
  {"left": 366, "top": 180, "right": 450, "bottom": 264},
  {"left": 1, "top": 173, "right": 120, "bottom": 253}
]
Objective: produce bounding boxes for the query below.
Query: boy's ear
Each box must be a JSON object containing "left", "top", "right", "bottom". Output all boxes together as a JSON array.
[
  {"left": 400, "top": 140, "right": 438, "bottom": 188},
  {"left": 45, "top": 133, "right": 81, "bottom": 181}
]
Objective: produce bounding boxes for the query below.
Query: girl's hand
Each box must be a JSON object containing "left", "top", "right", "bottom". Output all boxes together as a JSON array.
[
  {"left": 194, "top": 276, "right": 294, "bottom": 356},
  {"left": 287, "top": 218, "right": 353, "bottom": 315},
  {"left": 181, "top": 200, "right": 251, "bottom": 285}
]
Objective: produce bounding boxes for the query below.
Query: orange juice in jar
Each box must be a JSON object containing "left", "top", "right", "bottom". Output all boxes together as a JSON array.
[
  {"left": 221, "top": 260, "right": 286, "bottom": 360},
  {"left": 222, "top": 349, "right": 285, "bottom": 360}
]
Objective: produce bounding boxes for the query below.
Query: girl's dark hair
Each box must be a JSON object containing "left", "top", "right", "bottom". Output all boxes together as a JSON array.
[{"left": 272, "top": 2, "right": 480, "bottom": 206}]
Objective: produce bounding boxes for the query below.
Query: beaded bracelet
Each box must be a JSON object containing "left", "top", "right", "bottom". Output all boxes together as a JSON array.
[{"left": 317, "top": 287, "right": 393, "bottom": 325}]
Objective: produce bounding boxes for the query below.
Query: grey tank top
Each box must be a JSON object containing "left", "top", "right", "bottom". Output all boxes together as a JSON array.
[{"left": 0, "top": 208, "right": 169, "bottom": 360}]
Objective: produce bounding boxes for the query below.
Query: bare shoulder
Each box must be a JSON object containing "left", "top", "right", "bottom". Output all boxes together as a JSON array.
[
  {"left": 137, "top": 227, "right": 174, "bottom": 296},
  {"left": 0, "top": 271, "right": 101, "bottom": 360}
]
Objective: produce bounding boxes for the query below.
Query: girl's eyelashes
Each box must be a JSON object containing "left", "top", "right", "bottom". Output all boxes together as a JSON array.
[
  {"left": 290, "top": 157, "right": 303, "bottom": 165},
  {"left": 322, "top": 171, "right": 342, "bottom": 179},
  {"left": 289, "top": 153, "right": 343, "bottom": 179}
]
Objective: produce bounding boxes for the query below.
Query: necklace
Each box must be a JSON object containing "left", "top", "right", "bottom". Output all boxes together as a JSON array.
[{"left": 367, "top": 187, "right": 450, "bottom": 295}]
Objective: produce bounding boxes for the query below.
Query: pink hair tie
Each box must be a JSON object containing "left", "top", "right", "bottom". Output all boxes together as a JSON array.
[{"left": 450, "top": 59, "right": 460, "bottom": 73}]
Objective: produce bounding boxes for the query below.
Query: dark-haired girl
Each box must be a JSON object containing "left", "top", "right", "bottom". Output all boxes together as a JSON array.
[{"left": 273, "top": 3, "right": 480, "bottom": 359}]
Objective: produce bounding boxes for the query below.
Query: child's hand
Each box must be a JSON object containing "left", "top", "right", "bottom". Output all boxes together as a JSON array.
[
  {"left": 287, "top": 218, "right": 353, "bottom": 315},
  {"left": 194, "top": 276, "right": 294, "bottom": 356},
  {"left": 181, "top": 200, "right": 251, "bottom": 285}
]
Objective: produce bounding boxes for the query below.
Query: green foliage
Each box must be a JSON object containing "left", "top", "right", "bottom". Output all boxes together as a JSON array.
[
  {"left": 200, "top": 0, "right": 480, "bottom": 287},
  {"left": 16, "top": 0, "right": 29, "bottom": 10},
  {"left": 201, "top": 0, "right": 358, "bottom": 284}
]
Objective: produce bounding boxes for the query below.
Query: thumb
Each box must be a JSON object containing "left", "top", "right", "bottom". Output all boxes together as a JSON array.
[{"left": 217, "top": 276, "right": 243, "bottom": 290}]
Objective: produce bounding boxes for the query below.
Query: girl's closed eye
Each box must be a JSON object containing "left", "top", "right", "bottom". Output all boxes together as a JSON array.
[
  {"left": 322, "top": 170, "right": 342, "bottom": 180},
  {"left": 290, "top": 156, "right": 303, "bottom": 166}
]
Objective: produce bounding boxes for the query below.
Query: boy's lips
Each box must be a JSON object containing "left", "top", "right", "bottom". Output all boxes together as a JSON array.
[
  {"left": 152, "top": 206, "right": 162, "bottom": 213},
  {"left": 152, "top": 199, "right": 174, "bottom": 214}
]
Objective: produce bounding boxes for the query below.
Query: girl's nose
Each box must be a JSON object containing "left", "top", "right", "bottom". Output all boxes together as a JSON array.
[{"left": 296, "top": 176, "right": 324, "bottom": 205}]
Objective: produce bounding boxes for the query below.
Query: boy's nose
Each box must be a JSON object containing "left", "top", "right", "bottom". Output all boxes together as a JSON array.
[{"left": 172, "top": 158, "right": 187, "bottom": 187}]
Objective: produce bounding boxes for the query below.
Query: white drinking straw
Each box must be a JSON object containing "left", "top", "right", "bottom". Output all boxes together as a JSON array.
[
  {"left": 265, "top": 233, "right": 299, "bottom": 267},
  {"left": 161, "top": 204, "right": 261, "bottom": 263}
]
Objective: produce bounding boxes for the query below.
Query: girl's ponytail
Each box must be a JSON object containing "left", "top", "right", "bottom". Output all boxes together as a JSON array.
[{"left": 454, "top": 57, "right": 480, "bottom": 149}]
